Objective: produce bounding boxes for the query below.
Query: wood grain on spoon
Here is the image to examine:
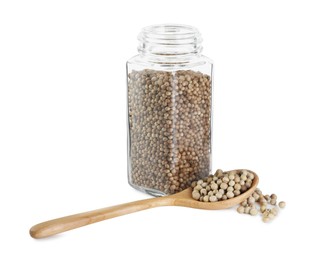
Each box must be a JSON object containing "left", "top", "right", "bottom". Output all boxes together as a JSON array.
[{"left": 30, "top": 169, "right": 259, "bottom": 239}]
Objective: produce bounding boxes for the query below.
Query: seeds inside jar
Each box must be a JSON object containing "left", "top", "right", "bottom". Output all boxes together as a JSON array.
[{"left": 128, "top": 69, "right": 212, "bottom": 194}]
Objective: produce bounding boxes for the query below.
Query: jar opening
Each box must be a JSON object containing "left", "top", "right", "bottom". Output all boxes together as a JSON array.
[{"left": 138, "top": 24, "right": 203, "bottom": 57}]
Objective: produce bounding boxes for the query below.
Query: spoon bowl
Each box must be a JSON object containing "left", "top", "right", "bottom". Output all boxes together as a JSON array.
[
  {"left": 171, "top": 169, "right": 259, "bottom": 210},
  {"left": 30, "top": 169, "right": 258, "bottom": 239}
]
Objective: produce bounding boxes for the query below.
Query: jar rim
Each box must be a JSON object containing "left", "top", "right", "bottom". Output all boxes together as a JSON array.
[
  {"left": 141, "top": 24, "right": 202, "bottom": 39},
  {"left": 138, "top": 24, "right": 203, "bottom": 57}
]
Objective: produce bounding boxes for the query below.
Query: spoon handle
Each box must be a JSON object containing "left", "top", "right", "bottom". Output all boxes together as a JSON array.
[{"left": 30, "top": 196, "right": 171, "bottom": 239}]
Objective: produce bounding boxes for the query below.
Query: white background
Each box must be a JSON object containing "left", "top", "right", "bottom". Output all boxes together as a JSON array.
[{"left": 0, "top": 0, "right": 310, "bottom": 259}]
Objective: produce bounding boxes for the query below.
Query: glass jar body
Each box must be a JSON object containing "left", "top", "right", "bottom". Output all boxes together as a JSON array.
[{"left": 127, "top": 26, "right": 213, "bottom": 196}]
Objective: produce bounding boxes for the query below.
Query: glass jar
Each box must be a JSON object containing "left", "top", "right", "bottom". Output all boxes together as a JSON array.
[{"left": 127, "top": 24, "right": 213, "bottom": 196}]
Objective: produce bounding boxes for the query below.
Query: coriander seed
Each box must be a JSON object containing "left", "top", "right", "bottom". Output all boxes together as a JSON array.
[
  {"left": 244, "top": 206, "right": 251, "bottom": 214},
  {"left": 220, "top": 183, "right": 228, "bottom": 190},
  {"left": 237, "top": 206, "right": 245, "bottom": 214},
  {"left": 270, "top": 199, "right": 277, "bottom": 205},
  {"left": 192, "top": 191, "right": 200, "bottom": 200},
  {"left": 209, "top": 195, "right": 217, "bottom": 202},
  {"left": 250, "top": 208, "right": 258, "bottom": 216}
]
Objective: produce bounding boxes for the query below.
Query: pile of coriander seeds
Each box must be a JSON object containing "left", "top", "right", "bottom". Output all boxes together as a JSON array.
[
  {"left": 128, "top": 69, "right": 212, "bottom": 194},
  {"left": 191, "top": 169, "right": 254, "bottom": 202},
  {"left": 237, "top": 188, "right": 286, "bottom": 222}
]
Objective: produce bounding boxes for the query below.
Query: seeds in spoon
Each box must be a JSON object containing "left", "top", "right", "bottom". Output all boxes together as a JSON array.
[
  {"left": 229, "top": 180, "right": 235, "bottom": 186},
  {"left": 191, "top": 169, "right": 254, "bottom": 202},
  {"left": 227, "top": 186, "right": 234, "bottom": 192},
  {"left": 211, "top": 183, "right": 218, "bottom": 190},
  {"left": 197, "top": 180, "right": 204, "bottom": 185},
  {"left": 218, "top": 189, "right": 225, "bottom": 194},
  {"left": 192, "top": 191, "right": 200, "bottom": 200},
  {"left": 220, "top": 183, "right": 228, "bottom": 190},
  {"left": 241, "top": 174, "right": 247, "bottom": 181},
  {"left": 216, "top": 192, "right": 223, "bottom": 199},
  {"left": 222, "top": 176, "right": 229, "bottom": 183},
  {"left": 200, "top": 189, "right": 207, "bottom": 196},
  {"left": 194, "top": 185, "right": 202, "bottom": 191},
  {"left": 215, "top": 169, "right": 224, "bottom": 178},
  {"left": 234, "top": 183, "right": 241, "bottom": 190},
  {"left": 233, "top": 190, "right": 240, "bottom": 196},
  {"left": 229, "top": 173, "right": 235, "bottom": 180},
  {"left": 227, "top": 191, "right": 234, "bottom": 199},
  {"left": 201, "top": 182, "right": 207, "bottom": 188},
  {"left": 209, "top": 195, "right": 217, "bottom": 202},
  {"left": 245, "top": 180, "right": 252, "bottom": 188}
]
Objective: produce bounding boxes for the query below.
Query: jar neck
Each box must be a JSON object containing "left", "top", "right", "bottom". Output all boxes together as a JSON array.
[{"left": 138, "top": 24, "right": 203, "bottom": 63}]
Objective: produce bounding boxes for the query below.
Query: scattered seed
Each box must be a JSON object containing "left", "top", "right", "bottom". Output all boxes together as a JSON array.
[
  {"left": 279, "top": 201, "right": 286, "bottom": 208},
  {"left": 271, "top": 207, "right": 278, "bottom": 216},
  {"left": 244, "top": 206, "right": 251, "bottom": 214},
  {"left": 270, "top": 194, "right": 277, "bottom": 200},
  {"left": 270, "top": 199, "right": 277, "bottom": 205},
  {"left": 264, "top": 195, "right": 270, "bottom": 202},
  {"left": 262, "top": 210, "right": 270, "bottom": 218},
  {"left": 241, "top": 200, "right": 248, "bottom": 207},
  {"left": 248, "top": 197, "right": 255, "bottom": 205},
  {"left": 237, "top": 206, "right": 245, "bottom": 214},
  {"left": 260, "top": 205, "right": 267, "bottom": 213},
  {"left": 250, "top": 208, "right": 258, "bottom": 216}
]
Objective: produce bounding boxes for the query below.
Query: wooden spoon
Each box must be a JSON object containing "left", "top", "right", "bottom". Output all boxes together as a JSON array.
[{"left": 30, "top": 169, "right": 258, "bottom": 239}]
